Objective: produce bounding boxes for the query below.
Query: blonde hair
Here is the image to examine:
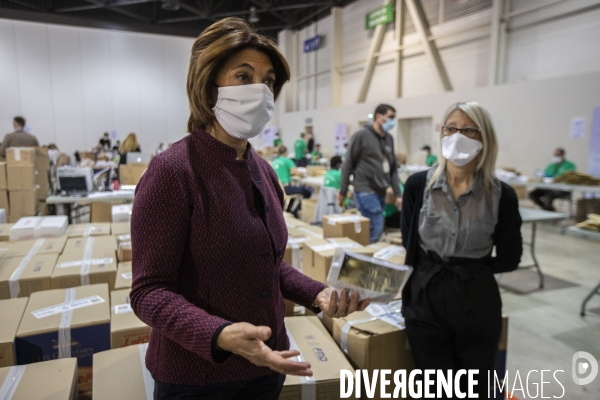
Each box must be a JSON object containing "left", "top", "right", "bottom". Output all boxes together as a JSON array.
[
  {"left": 186, "top": 17, "right": 290, "bottom": 134},
  {"left": 429, "top": 101, "right": 498, "bottom": 196},
  {"left": 119, "top": 133, "right": 140, "bottom": 154}
]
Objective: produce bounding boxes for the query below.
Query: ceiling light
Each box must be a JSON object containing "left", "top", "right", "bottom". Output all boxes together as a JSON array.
[
  {"left": 248, "top": 6, "right": 260, "bottom": 23},
  {"left": 161, "top": 1, "right": 180, "bottom": 11}
]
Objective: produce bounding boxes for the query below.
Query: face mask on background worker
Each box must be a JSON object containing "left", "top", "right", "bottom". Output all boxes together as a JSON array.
[
  {"left": 552, "top": 156, "right": 563, "bottom": 164},
  {"left": 382, "top": 117, "right": 396, "bottom": 132},
  {"left": 441, "top": 133, "right": 483, "bottom": 167},
  {"left": 213, "top": 83, "right": 274, "bottom": 140}
]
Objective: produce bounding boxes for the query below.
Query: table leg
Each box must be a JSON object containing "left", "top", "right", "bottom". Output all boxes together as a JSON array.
[
  {"left": 581, "top": 282, "right": 600, "bottom": 316},
  {"left": 530, "top": 222, "right": 544, "bottom": 288}
]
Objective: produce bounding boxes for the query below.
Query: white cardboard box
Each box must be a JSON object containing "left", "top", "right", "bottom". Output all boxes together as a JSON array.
[
  {"left": 9, "top": 216, "right": 68, "bottom": 241},
  {"left": 112, "top": 204, "right": 132, "bottom": 223}
]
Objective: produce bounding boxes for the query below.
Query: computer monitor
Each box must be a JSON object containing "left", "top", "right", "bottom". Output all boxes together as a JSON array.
[
  {"left": 127, "top": 153, "right": 151, "bottom": 165},
  {"left": 56, "top": 166, "right": 94, "bottom": 194}
]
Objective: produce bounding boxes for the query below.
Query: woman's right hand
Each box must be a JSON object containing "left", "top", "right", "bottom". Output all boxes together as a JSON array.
[{"left": 217, "top": 322, "right": 313, "bottom": 377}]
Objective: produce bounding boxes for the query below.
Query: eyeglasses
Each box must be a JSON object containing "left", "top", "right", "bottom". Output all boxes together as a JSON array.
[{"left": 442, "top": 126, "right": 480, "bottom": 138}]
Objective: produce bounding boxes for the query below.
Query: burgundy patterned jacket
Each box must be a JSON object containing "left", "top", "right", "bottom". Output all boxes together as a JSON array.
[{"left": 130, "top": 130, "right": 325, "bottom": 385}]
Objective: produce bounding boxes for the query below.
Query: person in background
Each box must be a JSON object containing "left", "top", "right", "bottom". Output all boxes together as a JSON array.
[
  {"left": 273, "top": 132, "right": 282, "bottom": 148},
  {"left": 156, "top": 143, "right": 165, "bottom": 155},
  {"left": 99, "top": 132, "right": 111, "bottom": 150},
  {"left": 323, "top": 156, "right": 343, "bottom": 190},
  {"left": 0, "top": 116, "right": 40, "bottom": 157},
  {"left": 401, "top": 102, "right": 522, "bottom": 397},
  {"left": 310, "top": 143, "right": 322, "bottom": 164},
  {"left": 529, "top": 147, "right": 576, "bottom": 211},
  {"left": 341, "top": 142, "right": 348, "bottom": 160},
  {"left": 293, "top": 132, "right": 307, "bottom": 167},
  {"left": 47, "top": 143, "right": 61, "bottom": 165},
  {"left": 421, "top": 145, "right": 438, "bottom": 167},
  {"left": 339, "top": 104, "right": 403, "bottom": 243},
  {"left": 306, "top": 132, "right": 314, "bottom": 153},
  {"left": 118, "top": 133, "right": 141, "bottom": 165},
  {"left": 130, "top": 18, "right": 367, "bottom": 398},
  {"left": 272, "top": 146, "right": 312, "bottom": 216},
  {"left": 112, "top": 140, "right": 121, "bottom": 153}
]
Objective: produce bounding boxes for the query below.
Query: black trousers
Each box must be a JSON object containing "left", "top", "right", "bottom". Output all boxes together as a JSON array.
[
  {"left": 403, "top": 250, "right": 502, "bottom": 399},
  {"left": 529, "top": 189, "right": 570, "bottom": 211},
  {"left": 154, "top": 373, "right": 285, "bottom": 400},
  {"left": 284, "top": 185, "right": 313, "bottom": 218}
]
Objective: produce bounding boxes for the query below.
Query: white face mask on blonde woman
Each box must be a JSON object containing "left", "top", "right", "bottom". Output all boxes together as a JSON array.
[{"left": 441, "top": 133, "right": 483, "bottom": 167}]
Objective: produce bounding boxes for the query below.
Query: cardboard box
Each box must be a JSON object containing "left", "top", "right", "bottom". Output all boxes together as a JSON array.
[
  {"left": 0, "top": 223, "right": 12, "bottom": 241},
  {"left": 90, "top": 202, "right": 113, "bottom": 223},
  {"left": 112, "top": 204, "right": 132, "bottom": 223},
  {"left": 111, "top": 223, "right": 130, "bottom": 237},
  {"left": 285, "top": 216, "right": 309, "bottom": 229},
  {"left": 6, "top": 148, "right": 36, "bottom": 166},
  {"left": 34, "top": 147, "right": 50, "bottom": 173},
  {"left": 114, "top": 262, "right": 132, "bottom": 290},
  {"left": 302, "top": 238, "right": 375, "bottom": 283},
  {"left": 306, "top": 165, "right": 327, "bottom": 177},
  {"left": 0, "top": 254, "right": 59, "bottom": 299},
  {"left": 301, "top": 198, "right": 317, "bottom": 224},
  {"left": 1, "top": 237, "right": 67, "bottom": 258},
  {"left": 7, "top": 164, "right": 36, "bottom": 191},
  {"left": 93, "top": 344, "right": 153, "bottom": 400},
  {"left": 66, "top": 223, "right": 111, "bottom": 238},
  {"left": 110, "top": 289, "right": 150, "bottom": 349},
  {"left": 0, "top": 190, "right": 8, "bottom": 215},
  {"left": 0, "top": 297, "right": 28, "bottom": 367},
  {"left": 118, "top": 241, "right": 132, "bottom": 262},
  {"left": 368, "top": 242, "right": 406, "bottom": 265},
  {"left": 280, "top": 316, "right": 354, "bottom": 400},
  {"left": 15, "top": 284, "right": 111, "bottom": 392},
  {"left": 0, "top": 162, "right": 6, "bottom": 190},
  {"left": 120, "top": 164, "right": 148, "bottom": 186},
  {"left": 284, "top": 228, "right": 315, "bottom": 272},
  {"left": 9, "top": 188, "right": 39, "bottom": 216},
  {"left": 0, "top": 358, "right": 78, "bottom": 399},
  {"left": 9, "top": 216, "right": 68, "bottom": 241},
  {"left": 323, "top": 214, "right": 370, "bottom": 246},
  {"left": 62, "top": 236, "right": 117, "bottom": 255},
  {"left": 52, "top": 249, "right": 117, "bottom": 290},
  {"left": 36, "top": 171, "right": 50, "bottom": 199}
]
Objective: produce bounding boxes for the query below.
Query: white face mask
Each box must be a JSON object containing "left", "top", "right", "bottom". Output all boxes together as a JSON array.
[
  {"left": 48, "top": 149, "right": 60, "bottom": 161},
  {"left": 552, "top": 156, "right": 563, "bottom": 164},
  {"left": 441, "top": 133, "right": 483, "bottom": 167},
  {"left": 212, "top": 83, "right": 274, "bottom": 140},
  {"left": 421, "top": 150, "right": 429, "bottom": 156}
]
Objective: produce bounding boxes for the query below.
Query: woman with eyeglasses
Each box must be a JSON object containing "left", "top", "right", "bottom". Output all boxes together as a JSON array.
[{"left": 400, "top": 102, "right": 523, "bottom": 397}]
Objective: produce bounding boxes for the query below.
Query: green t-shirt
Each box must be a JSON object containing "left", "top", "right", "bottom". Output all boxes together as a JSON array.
[
  {"left": 426, "top": 154, "right": 438, "bottom": 167},
  {"left": 544, "top": 160, "right": 576, "bottom": 178},
  {"left": 274, "top": 138, "right": 282, "bottom": 147},
  {"left": 294, "top": 139, "right": 307, "bottom": 160},
  {"left": 311, "top": 150, "right": 322, "bottom": 158},
  {"left": 323, "top": 169, "right": 341, "bottom": 190},
  {"left": 271, "top": 156, "right": 296, "bottom": 184}
]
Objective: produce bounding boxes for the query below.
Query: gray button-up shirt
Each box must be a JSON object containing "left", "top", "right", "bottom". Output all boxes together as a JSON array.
[{"left": 418, "top": 168, "right": 501, "bottom": 260}]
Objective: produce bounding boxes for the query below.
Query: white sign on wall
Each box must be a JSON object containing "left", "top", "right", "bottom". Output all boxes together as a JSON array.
[
  {"left": 334, "top": 123, "right": 348, "bottom": 155},
  {"left": 570, "top": 117, "right": 586, "bottom": 139},
  {"left": 261, "top": 126, "right": 278, "bottom": 148},
  {"left": 588, "top": 108, "right": 600, "bottom": 178}
]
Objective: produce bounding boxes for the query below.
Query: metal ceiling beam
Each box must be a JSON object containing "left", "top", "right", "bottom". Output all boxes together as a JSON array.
[
  {"left": 86, "top": 0, "right": 151, "bottom": 22},
  {"left": 395, "top": 0, "right": 404, "bottom": 98},
  {"left": 56, "top": 0, "right": 154, "bottom": 13},
  {"left": 6, "top": 0, "right": 46, "bottom": 11},
  {"left": 404, "top": 0, "right": 452, "bottom": 91},
  {"left": 488, "top": 0, "right": 508, "bottom": 86}
]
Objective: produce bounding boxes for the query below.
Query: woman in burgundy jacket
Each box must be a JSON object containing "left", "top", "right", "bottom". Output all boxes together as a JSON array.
[{"left": 130, "top": 17, "right": 369, "bottom": 399}]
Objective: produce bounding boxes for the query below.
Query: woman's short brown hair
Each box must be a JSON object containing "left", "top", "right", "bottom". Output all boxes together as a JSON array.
[{"left": 187, "top": 17, "right": 290, "bottom": 133}]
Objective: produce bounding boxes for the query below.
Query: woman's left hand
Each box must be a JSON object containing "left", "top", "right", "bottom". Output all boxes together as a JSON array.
[{"left": 315, "top": 287, "right": 371, "bottom": 318}]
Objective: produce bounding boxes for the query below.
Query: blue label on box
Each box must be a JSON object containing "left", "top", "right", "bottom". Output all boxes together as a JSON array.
[{"left": 16, "top": 323, "right": 110, "bottom": 367}]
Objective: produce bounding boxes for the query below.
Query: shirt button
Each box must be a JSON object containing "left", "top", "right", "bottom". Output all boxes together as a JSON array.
[
  {"left": 267, "top": 337, "right": 276, "bottom": 347},
  {"left": 261, "top": 290, "right": 271, "bottom": 299},
  {"left": 452, "top": 231, "right": 456, "bottom": 236}
]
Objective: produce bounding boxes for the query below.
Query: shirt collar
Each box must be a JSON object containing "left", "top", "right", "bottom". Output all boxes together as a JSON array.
[
  {"left": 193, "top": 129, "right": 253, "bottom": 162},
  {"left": 367, "top": 125, "right": 386, "bottom": 138},
  {"left": 432, "top": 168, "right": 483, "bottom": 199}
]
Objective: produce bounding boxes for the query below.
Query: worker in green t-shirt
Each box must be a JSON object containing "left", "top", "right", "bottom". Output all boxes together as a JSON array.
[
  {"left": 271, "top": 146, "right": 313, "bottom": 216},
  {"left": 273, "top": 133, "right": 282, "bottom": 148},
  {"left": 310, "top": 143, "right": 323, "bottom": 165},
  {"left": 421, "top": 145, "right": 438, "bottom": 167},
  {"left": 293, "top": 133, "right": 307, "bottom": 167},
  {"left": 323, "top": 156, "right": 342, "bottom": 190},
  {"left": 529, "top": 147, "right": 577, "bottom": 211}
]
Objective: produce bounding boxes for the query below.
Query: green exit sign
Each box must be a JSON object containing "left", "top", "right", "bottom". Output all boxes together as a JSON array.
[{"left": 365, "top": 3, "right": 394, "bottom": 30}]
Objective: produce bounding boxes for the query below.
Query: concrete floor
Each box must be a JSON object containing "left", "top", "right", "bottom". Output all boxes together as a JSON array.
[{"left": 501, "top": 222, "right": 600, "bottom": 399}]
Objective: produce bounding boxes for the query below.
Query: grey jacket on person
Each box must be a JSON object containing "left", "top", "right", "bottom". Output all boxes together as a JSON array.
[
  {"left": 340, "top": 125, "right": 402, "bottom": 197},
  {"left": 0, "top": 130, "right": 40, "bottom": 157}
]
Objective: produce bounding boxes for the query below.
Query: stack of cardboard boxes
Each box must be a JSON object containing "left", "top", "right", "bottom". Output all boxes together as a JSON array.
[{"left": 4, "top": 148, "right": 51, "bottom": 223}]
